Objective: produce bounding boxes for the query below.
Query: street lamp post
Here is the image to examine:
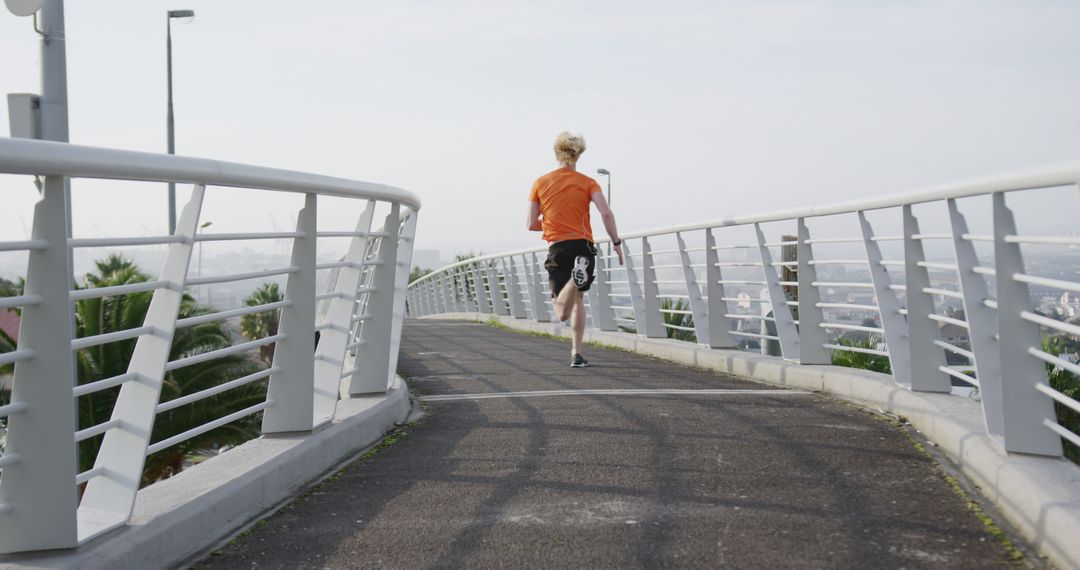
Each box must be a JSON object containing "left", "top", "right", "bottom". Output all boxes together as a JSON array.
[
  {"left": 166, "top": 9, "right": 194, "bottom": 234},
  {"left": 596, "top": 168, "right": 612, "bottom": 253}
]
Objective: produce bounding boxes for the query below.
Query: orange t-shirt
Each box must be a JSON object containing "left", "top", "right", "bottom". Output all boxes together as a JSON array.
[{"left": 528, "top": 167, "right": 602, "bottom": 243}]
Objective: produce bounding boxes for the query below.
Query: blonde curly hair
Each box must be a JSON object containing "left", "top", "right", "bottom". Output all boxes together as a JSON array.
[{"left": 554, "top": 131, "right": 586, "bottom": 166}]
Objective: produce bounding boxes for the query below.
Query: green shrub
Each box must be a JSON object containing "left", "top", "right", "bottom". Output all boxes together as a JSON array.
[{"left": 830, "top": 338, "right": 892, "bottom": 375}]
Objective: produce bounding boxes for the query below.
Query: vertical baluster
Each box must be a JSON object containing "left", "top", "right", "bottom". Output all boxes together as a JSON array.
[
  {"left": 796, "top": 219, "right": 830, "bottom": 364},
  {"left": 705, "top": 228, "right": 736, "bottom": 348},
  {"left": 473, "top": 264, "right": 492, "bottom": 314},
  {"left": 903, "top": 205, "right": 951, "bottom": 392},
  {"left": 385, "top": 209, "right": 418, "bottom": 391},
  {"left": 0, "top": 175, "right": 81, "bottom": 553},
  {"left": 993, "top": 192, "right": 1062, "bottom": 456},
  {"left": 858, "top": 211, "right": 912, "bottom": 385},
  {"left": 263, "top": 193, "right": 317, "bottom": 432},
  {"left": 78, "top": 185, "right": 205, "bottom": 542},
  {"left": 948, "top": 198, "right": 1005, "bottom": 437},
  {"left": 488, "top": 264, "right": 509, "bottom": 316},
  {"left": 460, "top": 266, "right": 478, "bottom": 313},
  {"left": 312, "top": 201, "right": 375, "bottom": 425},
  {"left": 503, "top": 258, "right": 526, "bottom": 318},
  {"left": 588, "top": 251, "right": 617, "bottom": 331},
  {"left": 638, "top": 237, "right": 666, "bottom": 338},
  {"left": 349, "top": 204, "right": 401, "bottom": 395},
  {"left": 677, "top": 232, "right": 709, "bottom": 344},
  {"left": 755, "top": 224, "right": 800, "bottom": 360},
  {"left": 623, "top": 240, "right": 647, "bottom": 336},
  {"left": 522, "top": 253, "right": 549, "bottom": 322}
]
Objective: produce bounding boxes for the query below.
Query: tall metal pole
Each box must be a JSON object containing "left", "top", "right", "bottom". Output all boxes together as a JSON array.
[{"left": 166, "top": 13, "right": 176, "bottom": 234}]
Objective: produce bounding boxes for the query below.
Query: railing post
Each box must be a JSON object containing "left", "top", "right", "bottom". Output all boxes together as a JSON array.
[
  {"left": 755, "top": 224, "right": 800, "bottom": 360},
  {"left": 993, "top": 192, "right": 1062, "bottom": 456},
  {"left": 948, "top": 199, "right": 1005, "bottom": 437},
  {"left": 623, "top": 240, "right": 648, "bottom": 335},
  {"left": 349, "top": 205, "right": 401, "bottom": 394},
  {"left": 588, "top": 251, "right": 617, "bottom": 331},
  {"left": 522, "top": 253, "right": 550, "bottom": 322},
  {"left": 0, "top": 175, "right": 80, "bottom": 553},
  {"left": 638, "top": 237, "right": 666, "bottom": 337},
  {"left": 313, "top": 201, "right": 375, "bottom": 424},
  {"left": 705, "top": 228, "right": 736, "bottom": 348},
  {"left": 858, "top": 211, "right": 912, "bottom": 386},
  {"left": 677, "top": 232, "right": 709, "bottom": 344},
  {"left": 262, "top": 193, "right": 317, "bottom": 433},
  {"left": 503, "top": 258, "right": 527, "bottom": 318},
  {"left": 459, "top": 267, "right": 477, "bottom": 313},
  {"left": 385, "top": 209, "right": 418, "bottom": 391},
  {"left": 78, "top": 184, "right": 205, "bottom": 542},
  {"left": 473, "top": 264, "right": 492, "bottom": 314},
  {"left": 796, "top": 219, "right": 830, "bottom": 364},
  {"left": 488, "top": 264, "right": 509, "bottom": 316},
  {"left": 903, "top": 205, "right": 951, "bottom": 392}
]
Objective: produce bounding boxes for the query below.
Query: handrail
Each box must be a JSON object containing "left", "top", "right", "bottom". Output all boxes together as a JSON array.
[{"left": 0, "top": 137, "right": 421, "bottom": 209}]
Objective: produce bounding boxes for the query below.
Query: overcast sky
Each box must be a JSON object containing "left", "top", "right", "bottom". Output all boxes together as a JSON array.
[{"left": 2, "top": 0, "right": 1078, "bottom": 262}]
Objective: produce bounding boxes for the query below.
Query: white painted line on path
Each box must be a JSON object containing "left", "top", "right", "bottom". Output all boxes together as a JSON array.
[{"left": 419, "top": 388, "right": 812, "bottom": 402}]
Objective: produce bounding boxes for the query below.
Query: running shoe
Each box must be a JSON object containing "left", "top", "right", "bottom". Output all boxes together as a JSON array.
[
  {"left": 570, "top": 353, "right": 589, "bottom": 368},
  {"left": 571, "top": 255, "right": 590, "bottom": 289}
]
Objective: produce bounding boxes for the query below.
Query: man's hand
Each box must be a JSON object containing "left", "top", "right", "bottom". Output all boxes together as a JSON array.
[{"left": 614, "top": 242, "right": 624, "bottom": 265}]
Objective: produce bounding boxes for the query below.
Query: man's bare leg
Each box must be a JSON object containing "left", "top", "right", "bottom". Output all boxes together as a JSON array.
[
  {"left": 553, "top": 279, "right": 577, "bottom": 322},
  {"left": 570, "top": 291, "right": 586, "bottom": 356}
]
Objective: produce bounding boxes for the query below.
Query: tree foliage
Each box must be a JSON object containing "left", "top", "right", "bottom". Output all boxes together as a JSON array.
[{"left": 239, "top": 282, "right": 283, "bottom": 365}]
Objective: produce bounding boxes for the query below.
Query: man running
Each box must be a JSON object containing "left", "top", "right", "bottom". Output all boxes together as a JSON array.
[{"left": 527, "top": 132, "right": 624, "bottom": 367}]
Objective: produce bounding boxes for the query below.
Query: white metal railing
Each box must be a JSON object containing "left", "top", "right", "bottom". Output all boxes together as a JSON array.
[
  {"left": 408, "top": 160, "right": 1080, "bottom": 464},
  {"left": 0, "top": 137, "right": 419, "bottom": 553}
]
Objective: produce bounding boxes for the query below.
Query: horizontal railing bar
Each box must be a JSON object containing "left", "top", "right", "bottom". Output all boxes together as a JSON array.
[
  {"left": 730, "top": 331, "right": 778, "bottom": 341},
  {"left": 869, "top": 235, "right": 903, "bottom": 242},
  {"left": 772, "top": 261, "right": 797, "bottom": 267},
  {"left": 809, "top": 259, "right": 867, "bottom": 266},
  {"left": 0, "top": 349, "right": 34, "bottom": 366},
  {"left": 911, "top": 233, "right": 951, "bottom": 240},
  {"left": 656, "top": 294, "right": 690, "bottom": 298},
  {"left": 927, "top": 314, "right": 969, "bottom": 328},
  {"left": 71, "top": 280, "right": 174, "bottom": 301},
  {"left": 819, "top": 323, "right": 884, "bottom": 334},
  {"left": 651, "top": 280, "right": 685, "bottom": 284},
  {"left": 1043, "top": 419, "right": 1080, "bottom": 449},
  {"left": 720, "top": 297, "right": 767, "bottom": 303},
  {"left": 918, "top": 261, "right": 958, "bottom": 271},
  {"left": 718, "top": 280, "right": 767, "bottom": 285},
  {"left": 983, "top": 299, "right": 999, "bottom": 310},
  {"left": 933, "top": 340, "right": 974, "bottom": 360},
  {"left": 711, "top": 245, "right": 757, "bottom": 250},
  {"left": 317, "top": 230, "right": 372, "bottom": 238},
  {"left": 888, "top": 284, "right": 907, "bottom": 291},
  {"left": 650, "top": 264, "right": 687, "bottom": 270},
  {"left": 176, "top": 300, "right": 292, "bottom": 329},
  {"left": 0, "top": 452, "right": 22, "bottom": 469},
  {"left": 0, "top": 239, "right": 48, "bottom": 252},
  {"left": 165, "top": 334, "right": 285, "bottom": 371},
  {"left": 345, "top": 339, "right": 367, "bottom": 351},
  {"left": 187, "top": 266, "right": 298, "bottom": 286},
  {"left": 157, "top": 367, "right": 278, "bottom": 414},
  {"left": 0, "top": 294, "right": 41, "bottom": 310},
  {"left": 939, "top": 366, "right": 979, "bottom": 387},
  {"left": 340, "top": 365, "right": 362, "bottom": 378},
  {"left": 922, "top": 287, "right": 963, "bottom": 299},
  {"left": 72, "top": 326, "right": 159, "bottom": 351},
  {"left": 961, "top": 233, "right": 993, "bottom": 242},
  {"left": 646, "top": 249, "right": 682, "bottom": 255},
  {"left": 75, "top": 466, "right": 105, "bottom": 485},
  {"left": 804, "top": 238, "right": 861, "bottom": 244},
  {"left": 75, "top": 418, "right": 122, "bottom": 443},
  {"left": 146, "top": 401, "right": 273, "bottom": 456},
  {"left": 878, "top": 260, "right": 904, "bottom": 266},
  {"left": 0, "top": 138, "right": 422, "bottom": 207},
  {"left": 0, "top": 400, "right": 29, "bottom": 418},
  {"left": 195, "top": 232, "right": 302, "bottom": 242},
  {"left": 972, "top": 266, "right": 996, "bottom": 276},
  {"left": 815, "top": 303, "right": 879, "bottom": 311},
  {"left": 824, "top": 343, "right": 888, "bottom": 357},
  {"left": 811, "top": 281, "right": 874, "bottom": 289},
  {"left": 762, "top": 241, "right": 799, "bottom": 247},
  {"left": 658, "top": 309, "right": 693, "bottom": 315},
  {"left": 714, "top": 262, "right": 762, "bottom": 267},
  {"left": 663, "top": 323, "right": 696, "bottom": 332},
  {"left": 73, "top": 372, "right": 144, "bottom": 398},
  {"left": 316, "top": 292, "right": 350, "bottom": 301},
  {"left": 1013, "top": 273, "right": 1080, "bottom": 294},
  {"left": 778, "top": 281, "right": 798, "bottom": 287},
  {"left": 316, "top": 323, "right": 351, "bottom": 334},
  {"left": 1036, "top": 383, "right": 1080, "bottom": 415},
  {"left": 1005, "top": 235, "right": 1080, "bottom": 246},
  {"left": 1021, "top": 311, "right": 1080, "bottom": 336},
  {"left": 1028, "top": 348, "right": 1080, "bottom": 378},
  {"left": 70, "top": 235, "right": 183, "bottom": 248}
]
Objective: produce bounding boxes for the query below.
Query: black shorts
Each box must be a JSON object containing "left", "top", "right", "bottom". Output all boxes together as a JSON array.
[{"left": 544, "top": 239, "right": 597, "bottom": 297}]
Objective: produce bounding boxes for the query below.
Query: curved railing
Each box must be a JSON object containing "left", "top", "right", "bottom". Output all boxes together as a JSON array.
[
  {"left": 408, "top": 161, "right": 1080, "bottom": 464},
  {"left": 0, "top": 137, "right": 420, "bottom": 553}
]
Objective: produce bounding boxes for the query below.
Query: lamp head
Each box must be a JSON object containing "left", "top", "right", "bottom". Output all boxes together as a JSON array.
[
  {"left": 597, "top": 168, "right": 610, "bottom": 176},
  {"left": 168, "top": 9, "right": 195, "bottom": 20},
  {"left": 5, "top": 0, "right": 44, "bottom": 17}
]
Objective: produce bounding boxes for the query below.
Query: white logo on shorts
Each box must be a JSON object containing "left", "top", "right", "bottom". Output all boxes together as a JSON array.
[{"left": 572, "top": 255, "right": 590, "bottom": 288}]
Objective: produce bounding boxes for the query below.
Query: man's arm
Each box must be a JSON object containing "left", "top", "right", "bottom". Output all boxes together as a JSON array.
[
  {"left": 590, "top": 192, "right": 623, "bottom": 265},
  {"left": 527, "top": 200, "right": 543, "bottom": 232}
]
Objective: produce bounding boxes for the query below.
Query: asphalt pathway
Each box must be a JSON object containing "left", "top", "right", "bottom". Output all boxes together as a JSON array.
[{"left": 199, "top": 320, "right": 1019, "bottom": 569}]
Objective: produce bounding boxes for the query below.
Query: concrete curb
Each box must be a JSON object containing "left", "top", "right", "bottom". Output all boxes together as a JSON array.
[
  {"left": 431, "top": 313, "right": 1080, "bottom": 570},
  {"left": 0, "top": 377, "right": 412, "bottom": 570}
]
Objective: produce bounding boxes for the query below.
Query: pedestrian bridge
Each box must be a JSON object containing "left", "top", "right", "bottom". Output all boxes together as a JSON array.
[{"left": 0, "top": 137, "right": 1078, "bottom": 568}]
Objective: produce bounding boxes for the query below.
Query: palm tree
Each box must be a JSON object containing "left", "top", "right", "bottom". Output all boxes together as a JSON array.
[
  {"left": 73, "top": 255, "right": 267, "bottom": 484},
  {"left": 1042, "top": 336, "right": 1080, "bottom": 463},
  {"left": 239, "top": 282, "right": 282, "bottom": 365}
]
